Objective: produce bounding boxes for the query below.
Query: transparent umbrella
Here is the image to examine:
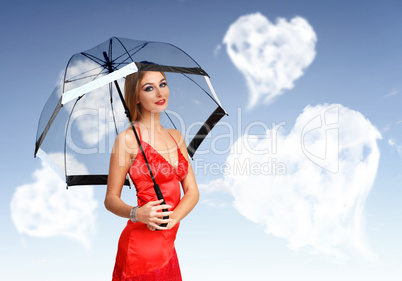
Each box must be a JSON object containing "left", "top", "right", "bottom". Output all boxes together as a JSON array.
[{"left": 34, "top": 37, "right": 227, "bottom": 190}]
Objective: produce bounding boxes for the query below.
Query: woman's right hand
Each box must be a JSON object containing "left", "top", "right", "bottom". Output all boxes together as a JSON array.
[{"left": 137, "top": 199, "right": 173, "bottom": 231}]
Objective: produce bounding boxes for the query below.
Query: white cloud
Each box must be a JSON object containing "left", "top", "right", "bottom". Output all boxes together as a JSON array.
[
  {"left": 214, "top": 44, "right": 222, "bottom": 57},
  {"left": 207, "top": 104, "right": 381, "bottom": 259},
  {"left": 381, "top": 123, "right": 391, "bottom": 132},
  {"left": 198, "top": 178, "right": 231, "bottom": 194},
  {"left": 63, "top": 59, "right": 126, "bottom": 149},
  {"left": 384, "top": 88, "right": 398, "bottom": 98},
  {"left": 223, "top": 12, "right": 317, "bottom": 108},
  {"left": 200, "top": 199, "right": 229, "bottom": 209},
  {"left": 388, "top": 138, "right": 402, "bottom": 156},
  {"left": 10, "top": 160, "right": 98, "bottom": 248}
]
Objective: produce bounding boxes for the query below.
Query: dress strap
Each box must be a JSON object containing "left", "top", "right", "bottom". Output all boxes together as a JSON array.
[
  {"left": 136, "top": 122, "right": 142, "bottom": 141},
  {"left": 168, "top": 131, "right": 179, "bottom": 147}
]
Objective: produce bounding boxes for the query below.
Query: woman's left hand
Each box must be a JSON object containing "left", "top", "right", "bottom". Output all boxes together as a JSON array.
[
  {"left": 165, "top": 217, "right": 178, "bottom": 230},
  {"left": 147, "top": 217, "right": 177, "bottom": 231}
]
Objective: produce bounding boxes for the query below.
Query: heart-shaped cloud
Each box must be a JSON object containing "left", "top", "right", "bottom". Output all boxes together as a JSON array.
[
  {"left": 202, "top": 104, "right": 381, "bottom": 259},
  {"left": 223, "top": 12, "right": 317, "bottom": 108},
  {"left": 10, "top": 155, "right": 98, "bottom": 248}
]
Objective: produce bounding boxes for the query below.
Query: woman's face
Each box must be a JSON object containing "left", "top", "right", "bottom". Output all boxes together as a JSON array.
[{"left": 138, "top": 71, "right": 169, "bottom": 114}]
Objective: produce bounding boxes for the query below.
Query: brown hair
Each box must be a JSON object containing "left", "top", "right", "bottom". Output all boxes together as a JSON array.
[
  {"left": 124, "top": 72, "right": 146, "bottom": 121},
  {"left": 124, "top": 71, "right": 166, "bottom": 121}
]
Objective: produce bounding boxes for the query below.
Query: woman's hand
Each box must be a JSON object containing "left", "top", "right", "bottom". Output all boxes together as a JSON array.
[
  {"left": 166, "top": 218, "right": 178, "bottom": 230},
  {"left": 137, "top": 199, "right": 173, "bottom": 231}
]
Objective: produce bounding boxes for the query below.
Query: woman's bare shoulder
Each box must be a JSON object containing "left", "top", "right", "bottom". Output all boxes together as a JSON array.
[
  {"left": 167, "top": 128, "right": 186, "bottom": 148},
  {"left": 115, "top": 127, "right": 140, "bottom": 152},
  {"left": 167, "top": 128, "right": 184, "bottom": 140}
]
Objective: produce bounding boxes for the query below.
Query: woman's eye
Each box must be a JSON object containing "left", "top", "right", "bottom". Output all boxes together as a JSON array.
[
  {"left": 160, "top": 82, "right": 167, "bottom": 88},
  {"left": 144, "top": 86, "right": 154, "bottom": 92}
]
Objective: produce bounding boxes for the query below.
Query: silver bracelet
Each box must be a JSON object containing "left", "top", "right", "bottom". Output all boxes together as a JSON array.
[{"left": 130, "top": 206, "right": 140, "bottom": 223}]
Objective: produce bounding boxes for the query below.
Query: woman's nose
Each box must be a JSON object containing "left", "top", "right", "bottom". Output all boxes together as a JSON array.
[{"left": 155, "top": 88, "right": 162, "bottom": 97}]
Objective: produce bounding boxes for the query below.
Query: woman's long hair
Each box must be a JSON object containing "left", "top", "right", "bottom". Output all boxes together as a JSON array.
[{"left": 124, "top": 71, "right": 166, "bottom": 121}]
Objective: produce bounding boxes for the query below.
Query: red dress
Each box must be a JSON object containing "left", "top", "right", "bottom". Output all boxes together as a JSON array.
[{"left": 112, "top": 125, "right": 188, "bottom": 281}]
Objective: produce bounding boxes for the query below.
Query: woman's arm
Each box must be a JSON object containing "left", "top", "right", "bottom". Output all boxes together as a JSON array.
[
  {"left": 166, "top": 129, "right": 200, "bottom": 229},
  {"left": 104, "top": 130, "right": 134, "bottom": 218}
]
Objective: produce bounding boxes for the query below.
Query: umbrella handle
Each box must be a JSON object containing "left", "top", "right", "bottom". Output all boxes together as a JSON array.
[
  {"left": 160, "top": 211, "right": 169, "bottom": 228},
  {"left": 154, "top": 183, "right": 169, "bottom": 227}
]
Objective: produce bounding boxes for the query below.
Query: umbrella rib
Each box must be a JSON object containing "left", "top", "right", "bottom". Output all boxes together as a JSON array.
[
  {"left": 181, "top": 73, "right": 220, "bottom": 107},
  {"left": 109, "top": 83, "right": 120, "bottom": 136},
  {"left": 64, "top": 65, "right": 109, "bottom": 83},
  {"left": 65, "top": 65, "right": 121, "bottom": 85},
  {"left": 107, "top": 41, "right": 121, "bottom": 137},
  {"left": 65, "top": 72, "right": 107, "bottom": 84},
  {"left": 111, "top": 46, "right": 142, "bottom": 64},
  {"left": 80, "top": 52, "right": 114, "bottom": 80},
  {"left": 104, "top": 40, "right": 143, "bottom": 68},
  {"left": 113, "top": 37, "right": 148, "bottom": 63},
  {"left": 113, "top": 44, "right": 148, "bottom": 65},
  {"left": 105, "top": 38, "right": 148, "bottom": 71},
  {"left": 163, "top": 111, "right": 177, "bottom": 130},
  {"left": 34, "top": 97, "right": 63, "bottom": 157},
  {"left": 81, "top": 53, "right": 120, "bottom": 77},
  {"left": 80, "top": 52, "right": 106, "bottom": 66},
  {"left": 63, "top": 96, "right": 83, "bottom": 184}
]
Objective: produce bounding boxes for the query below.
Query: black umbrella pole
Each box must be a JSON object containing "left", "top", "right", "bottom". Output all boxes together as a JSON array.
[{"left": 113, "top": 80, "right": 169, "bottom": 227}]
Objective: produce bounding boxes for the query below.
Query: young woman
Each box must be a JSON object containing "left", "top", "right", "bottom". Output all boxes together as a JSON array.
[{"left": 105, "top": 71, "right": 199, "bottom": 280}]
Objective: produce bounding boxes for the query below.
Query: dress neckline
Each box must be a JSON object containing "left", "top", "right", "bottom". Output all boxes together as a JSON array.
[{"left": 135, "top": 123, "right": 183, "bottom": 171}]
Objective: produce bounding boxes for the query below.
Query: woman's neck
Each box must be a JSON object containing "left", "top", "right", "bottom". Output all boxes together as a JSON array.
[{"left": 138, "top": 112, "right": 163, "bottom": 131}]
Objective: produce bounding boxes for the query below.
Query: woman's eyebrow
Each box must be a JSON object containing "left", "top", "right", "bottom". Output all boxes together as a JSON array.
[
  {"left": 142, "top": 79, "right": 166, "bottom": 88},
  {"left": 141, "top": 82, "right": 154, "bottom": 88}
]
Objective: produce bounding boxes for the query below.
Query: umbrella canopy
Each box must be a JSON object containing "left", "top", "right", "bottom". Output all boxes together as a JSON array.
[{"left": 35, "top": 37, "right": 226, "bottom": 187}]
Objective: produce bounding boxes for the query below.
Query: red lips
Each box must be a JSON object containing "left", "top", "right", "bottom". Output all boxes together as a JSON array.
[{"left": 155, "top": 99, "right": 166, "bottom": 105}]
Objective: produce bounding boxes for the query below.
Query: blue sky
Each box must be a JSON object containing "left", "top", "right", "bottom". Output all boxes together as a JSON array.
[{"left": 1, "top": 0, "right": 402, "bottom": 280}]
